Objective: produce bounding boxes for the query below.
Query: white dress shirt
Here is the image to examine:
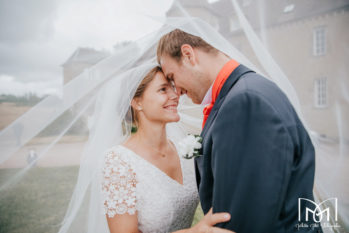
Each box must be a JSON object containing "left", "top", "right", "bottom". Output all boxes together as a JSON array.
[{"left": 201, "top": 83, "right": 213, "bottom": 106}]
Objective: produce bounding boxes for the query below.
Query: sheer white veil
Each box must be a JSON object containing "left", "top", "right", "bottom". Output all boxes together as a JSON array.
[{"left": 0, "top": 1, "right": 347, "bottom": 232}]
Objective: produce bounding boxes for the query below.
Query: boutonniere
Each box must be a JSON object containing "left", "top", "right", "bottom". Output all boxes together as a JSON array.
[{"left": 178, "top": 134, "right": 203, "bottom": 159}]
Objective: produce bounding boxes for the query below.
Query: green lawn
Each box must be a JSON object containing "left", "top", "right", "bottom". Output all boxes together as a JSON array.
[
  {"left": 191, "top": 204, "right": 204, "bottom": 227},
  {"left": 0, "top": 167, "right": 78, "bottom": 233},
  {"left": 0, "top": 167, "right": 203, "bottom": 233}
]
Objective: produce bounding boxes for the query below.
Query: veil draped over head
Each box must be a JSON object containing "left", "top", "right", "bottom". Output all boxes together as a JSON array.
[{"left": 0, "top": 1, "right": 348, "bottom": 232}]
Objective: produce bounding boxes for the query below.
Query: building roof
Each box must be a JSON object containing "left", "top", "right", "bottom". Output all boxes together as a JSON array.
[
  {"left": 233, "top": 0, "right": 349, "bottom": 29},
  {"left": 62, "top": 47, "right": 110, "bottom": 67}
]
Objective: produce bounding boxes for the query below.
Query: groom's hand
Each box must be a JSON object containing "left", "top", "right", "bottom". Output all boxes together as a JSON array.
[{"left": 192, "top": 208, "right": 235, "bottom": 233}]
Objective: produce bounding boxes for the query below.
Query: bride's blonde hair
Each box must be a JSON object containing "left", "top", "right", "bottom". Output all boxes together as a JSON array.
[{"left": 131, "top": 66, "right": 162, "bottom": 128}]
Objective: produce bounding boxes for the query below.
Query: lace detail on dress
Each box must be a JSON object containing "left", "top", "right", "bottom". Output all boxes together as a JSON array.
[
  {"left": 100, "top": 145, "right": 199, "bottom": 233},
  {"left": 101, "top": 149, "right": 138, "bottom": 218}
]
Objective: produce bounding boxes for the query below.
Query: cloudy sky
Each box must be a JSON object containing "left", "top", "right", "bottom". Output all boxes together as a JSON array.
[{"left": 0, "top": 0, "right": 173, "bottom": 97}]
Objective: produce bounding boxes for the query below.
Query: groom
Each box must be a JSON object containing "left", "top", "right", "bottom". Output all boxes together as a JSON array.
[{"left": 157, "top": 29, "right": 322, "bottom": 233}]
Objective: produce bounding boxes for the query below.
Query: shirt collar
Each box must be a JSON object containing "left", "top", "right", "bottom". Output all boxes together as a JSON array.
[
  {"left": 200, "top": 59, "right": 240, "bottom": 106},
  {"left": 201, "top": 83, "right": 213, "bottom": 106}
]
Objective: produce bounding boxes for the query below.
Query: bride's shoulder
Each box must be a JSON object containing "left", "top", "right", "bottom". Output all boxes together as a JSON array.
[
  {"left": 102, "top": 144, "right": 136, "bottom": 165},
  {"left": 104, "top": 144, "right": 123, "bottom": 155}
]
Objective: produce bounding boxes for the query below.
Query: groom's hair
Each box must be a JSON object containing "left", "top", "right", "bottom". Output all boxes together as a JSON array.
[{"left": 157, "top": 29, "right": 218, "bottom": 64}]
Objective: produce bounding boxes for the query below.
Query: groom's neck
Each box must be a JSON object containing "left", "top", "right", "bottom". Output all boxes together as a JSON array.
[{"left": 208, "top": 53, "right": 232, "bottom": 84}]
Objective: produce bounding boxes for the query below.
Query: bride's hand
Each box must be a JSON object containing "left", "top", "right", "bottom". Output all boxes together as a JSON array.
[{"left": 191, "top": 208, "right": 235, "bottom": 233}]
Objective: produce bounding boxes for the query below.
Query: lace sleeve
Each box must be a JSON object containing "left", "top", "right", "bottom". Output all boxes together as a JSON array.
[{"left": 101, "top": 149, "right": 137, "bottom": 218}]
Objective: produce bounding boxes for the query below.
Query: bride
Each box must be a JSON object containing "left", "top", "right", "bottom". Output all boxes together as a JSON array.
[{"left": 101, "top": 66, "right": 233, "bottom": 233}]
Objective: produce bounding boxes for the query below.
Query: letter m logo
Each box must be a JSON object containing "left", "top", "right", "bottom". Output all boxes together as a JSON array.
[{"left": 298, "top": 198, "right": 337, "bottom": 223}]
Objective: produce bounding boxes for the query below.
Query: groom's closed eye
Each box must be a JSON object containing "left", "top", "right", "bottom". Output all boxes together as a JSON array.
[
  {"left": 170, "top": 80, "right": 176, "bottom": 89},
  {"left": 166, "top": 73, "right": 174, "bottom": 82},
  {"left": 164, "top": 77, "right": 176, "bottom": 91},
  {"left": 165, "top": 74, "right": 182, "bottom": 95}
]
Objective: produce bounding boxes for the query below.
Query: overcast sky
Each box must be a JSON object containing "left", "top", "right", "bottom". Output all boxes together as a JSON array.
[{"left": 0, "top": 0, "right": 173, "bottom": 97}]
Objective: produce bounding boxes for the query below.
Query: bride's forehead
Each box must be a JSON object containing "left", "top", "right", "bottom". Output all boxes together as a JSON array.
[
  {"left": 149, "top": 71, "right": 170, "bottom": 86},
  {"left": 154, "top": 71, "right": 168, "bottom": 81}
]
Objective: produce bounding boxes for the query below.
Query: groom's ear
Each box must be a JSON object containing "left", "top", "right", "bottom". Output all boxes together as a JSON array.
[{"left": 180, "top": 44, "right": 196, "bottom": 66}]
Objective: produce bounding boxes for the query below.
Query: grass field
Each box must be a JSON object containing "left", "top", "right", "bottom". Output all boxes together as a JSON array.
[
  {"left": 0, "top": 102, "right": 31, "bottom": 131},
  {"left": 0, "top": 167, "right": 78, "bottom": 233},
  {"left": 0, "top": 167, "right": 203, "bottom": 233}
]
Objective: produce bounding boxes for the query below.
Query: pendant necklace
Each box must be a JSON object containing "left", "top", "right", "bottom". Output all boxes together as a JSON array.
[{"left": 142, "top": 139, "right": 173, "bottom": 158}]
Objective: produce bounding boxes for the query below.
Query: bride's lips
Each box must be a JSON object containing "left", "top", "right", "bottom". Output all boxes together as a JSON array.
[{"left": 164, "top": 104, "right": 178, "bottom": 112}]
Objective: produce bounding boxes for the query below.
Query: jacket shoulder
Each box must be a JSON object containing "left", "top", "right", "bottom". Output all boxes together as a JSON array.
[{"left": 221, "top": 73, "right": 299, "bottom": 127}]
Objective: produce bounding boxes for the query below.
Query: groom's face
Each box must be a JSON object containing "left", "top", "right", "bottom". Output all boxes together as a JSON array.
[{"left": 160, "top": 55, "right": 207, "bottom": 104}]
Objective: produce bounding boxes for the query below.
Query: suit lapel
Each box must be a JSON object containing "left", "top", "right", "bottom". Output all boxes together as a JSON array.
[{"left": 195, "top": 65, "right": 254, "bottom": 189}]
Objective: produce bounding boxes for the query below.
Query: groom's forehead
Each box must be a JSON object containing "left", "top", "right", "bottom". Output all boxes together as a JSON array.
[
  {"left": 160, "top": 57, "right": 179, "bottom": 77},
  {"left": 160, "top": 55, "right": 178, "bottom": 68},
  {"left": 159, "top": 59, "right": 170, "bottom": 78}
]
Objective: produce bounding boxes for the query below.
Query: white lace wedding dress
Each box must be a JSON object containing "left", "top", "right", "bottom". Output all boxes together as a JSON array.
[{"left": 101, "top": 143, "right": 200, "bottom": 233}]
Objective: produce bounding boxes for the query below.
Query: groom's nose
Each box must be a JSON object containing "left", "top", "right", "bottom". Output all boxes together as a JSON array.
[
  {"left": 174, "top": 86, "right": 185, "bottom": 96},
  {"left": 169, "top": 79, "right": 185, "bottom": 96}
]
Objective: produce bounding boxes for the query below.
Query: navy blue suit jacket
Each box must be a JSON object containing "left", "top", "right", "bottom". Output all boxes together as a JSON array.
[{"left": 195, "top": 65, "right": 322, "bottom": 233}]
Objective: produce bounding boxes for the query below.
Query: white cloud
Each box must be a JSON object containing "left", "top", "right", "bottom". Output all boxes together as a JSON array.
[
  {"left": 0, "top": 0, "right": 173, "bottom": 96},
  {"left": 0, "top": 74, "right": 62, "bottom": 97},
  {"left": 0, "top": 0, "right": 58, "bottom": 44},
  {"left": 53, "top": 0, "right": 173, "bottom": 50}
]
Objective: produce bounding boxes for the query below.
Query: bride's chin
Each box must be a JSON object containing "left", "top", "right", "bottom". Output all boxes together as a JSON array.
[
  {"left": 173, "top": 116, "right": 180, "bottom": 122},
  {"left": 165, "top": 114, "right": 180, "bottom": 123}
]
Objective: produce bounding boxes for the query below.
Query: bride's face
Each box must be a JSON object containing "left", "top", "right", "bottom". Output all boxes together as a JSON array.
[{"left": 136, "top": 71, "right": 180, "bottom": 123}]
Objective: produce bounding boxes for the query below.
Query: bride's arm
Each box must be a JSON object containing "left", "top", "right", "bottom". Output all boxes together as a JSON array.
[
  {"left": 106, "top": 213, "right": 140, "bottom": 233},
  {"left": 173, "top": 208, "right": 235, "bottom": 233},
  {"left": 102, "top": 150, "right": 140, "bottom": 233}
]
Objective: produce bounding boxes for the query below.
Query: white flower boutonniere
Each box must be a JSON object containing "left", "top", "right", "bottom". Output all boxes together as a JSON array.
[{"left": 178, "top": 134, "right": 203, "bottom": 159}]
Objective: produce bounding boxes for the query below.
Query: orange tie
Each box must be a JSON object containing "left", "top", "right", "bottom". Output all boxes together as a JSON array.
[{"left": 202, "top": 59, "right": 240, "bottom": 129}]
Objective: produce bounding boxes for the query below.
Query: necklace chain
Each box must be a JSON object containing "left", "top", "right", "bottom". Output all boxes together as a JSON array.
[{"left": 141, "top": 139, "right": 174, "bottom": 158}]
